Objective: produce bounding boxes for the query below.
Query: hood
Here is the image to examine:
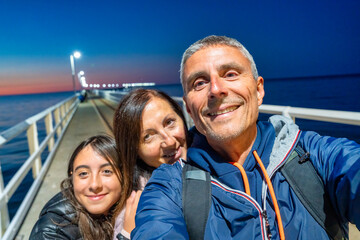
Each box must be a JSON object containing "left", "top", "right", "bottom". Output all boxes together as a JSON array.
[{"left": 188, "top": 115, "right": 300, "bottom": 176}]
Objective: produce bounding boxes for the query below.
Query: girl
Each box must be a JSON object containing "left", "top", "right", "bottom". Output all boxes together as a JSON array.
[{"left": 30, "top": 135, "right": 124, "bottom": 240}]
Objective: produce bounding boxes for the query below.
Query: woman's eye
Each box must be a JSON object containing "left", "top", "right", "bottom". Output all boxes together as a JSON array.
[
  {"left": 165, "top": 118, "right": 175, "bottom": 126},
  {"left": 143, "top": 133, "right": 152, "bottom": 142}
]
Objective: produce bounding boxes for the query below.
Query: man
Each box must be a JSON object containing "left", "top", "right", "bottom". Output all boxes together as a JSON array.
[{"left": 131, "top": 35, "right": 360, "bottom": 239}]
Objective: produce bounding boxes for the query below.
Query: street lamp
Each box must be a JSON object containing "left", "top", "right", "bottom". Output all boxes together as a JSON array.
[{"left": 70, "top": 51, "right": 81, "bottom": 94}]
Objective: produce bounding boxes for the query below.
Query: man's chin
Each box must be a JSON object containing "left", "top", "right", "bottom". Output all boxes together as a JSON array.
[{"left": 206, "top": 128, "right": 240, "bottom": 143}]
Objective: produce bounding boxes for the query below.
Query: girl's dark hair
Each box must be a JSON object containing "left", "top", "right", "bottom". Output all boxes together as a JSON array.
[
  {"left": 60, "top": 134, "right": 121, "bottom": 240},
  {"left": 113, "top": 89, "right": 188, "bottom": 199}
]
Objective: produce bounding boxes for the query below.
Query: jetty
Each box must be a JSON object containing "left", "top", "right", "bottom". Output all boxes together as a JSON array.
[{"left": 0, "top": 90, "right": 359, "bottom": 239}]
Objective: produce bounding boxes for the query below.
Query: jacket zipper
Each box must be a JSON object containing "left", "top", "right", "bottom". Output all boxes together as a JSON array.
[{"left": 211, "top": 178, "right": 269, "bottom": 240}]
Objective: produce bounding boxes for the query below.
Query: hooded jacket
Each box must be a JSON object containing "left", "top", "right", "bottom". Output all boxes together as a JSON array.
[{"left": 132, "top": 115, "right": 360, "bottom": 239}]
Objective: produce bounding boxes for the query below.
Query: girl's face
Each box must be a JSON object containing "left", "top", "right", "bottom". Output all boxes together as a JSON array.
[
  {"left": 72, "top": 145, "right": 121, "bottom": 215},
  {"left": 138, "top": 97, "right": 187, "bottom": 168}
]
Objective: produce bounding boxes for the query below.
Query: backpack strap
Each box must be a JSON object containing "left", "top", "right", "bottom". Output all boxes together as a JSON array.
[
  {"left": 182, "top": 164, "right": 211, "bottom": 240},
  {"left": 280, "top": 145, "right": 346, "bottom": 240}
]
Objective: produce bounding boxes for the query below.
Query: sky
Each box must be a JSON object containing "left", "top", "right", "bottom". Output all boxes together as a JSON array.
[{"left": 0, "top": 0, "right": 359, "bottom": 95}]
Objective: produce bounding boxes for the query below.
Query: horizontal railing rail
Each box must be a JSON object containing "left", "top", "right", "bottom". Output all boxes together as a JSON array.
[
  {"left": 259, "top": 104, "right": 360, "bottom": 126},
  {"left": 0, "top": 95, "right": 80, "bottom": 239},
  {"left": 94, "top": 89, "right": 360, "bottom": 127}
]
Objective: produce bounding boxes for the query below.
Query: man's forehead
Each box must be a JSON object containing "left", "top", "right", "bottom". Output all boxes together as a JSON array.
[
  {"left": 184, "top": 45, "right": 249, "bottom": 74},
  {"left": 186, "top": 45, "right": 245, "bottom": 65}
]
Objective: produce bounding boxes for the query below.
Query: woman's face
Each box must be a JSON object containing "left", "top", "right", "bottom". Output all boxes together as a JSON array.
[
  {"left": 72, "top": 145, "right": 121, "bottom": 215},
  {"left": 138, "top": 97, "right": 187, "bottom": 168}
]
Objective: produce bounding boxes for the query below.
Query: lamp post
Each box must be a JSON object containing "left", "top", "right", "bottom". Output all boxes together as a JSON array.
[
  {"left": 70, "top": 51, "right": 81, "bottom": 94},
  {"left": 78, "top": 71, "right": 88, "bottom": 88}
]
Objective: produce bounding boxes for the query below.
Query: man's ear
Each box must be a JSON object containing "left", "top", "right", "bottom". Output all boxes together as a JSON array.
[
  {"left": 256, "top": 76, "right": 265, "bottom": 106},
  {"left": 183, "top": 96, "right": 191, "bottom": 114}
]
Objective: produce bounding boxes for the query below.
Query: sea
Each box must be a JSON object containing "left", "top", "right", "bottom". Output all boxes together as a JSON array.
[{"left": 0, "top": 75, "right": 360, "bottom": 220}]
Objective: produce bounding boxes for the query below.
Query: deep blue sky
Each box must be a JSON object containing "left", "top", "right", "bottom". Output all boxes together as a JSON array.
[{"left": 0, "top": 0, "right": 359, "bottom": 95}]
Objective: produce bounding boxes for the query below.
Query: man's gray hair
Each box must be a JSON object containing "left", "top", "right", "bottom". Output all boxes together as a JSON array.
[{"left": 180, "top": 35, "right": 259, "bottom": 93}]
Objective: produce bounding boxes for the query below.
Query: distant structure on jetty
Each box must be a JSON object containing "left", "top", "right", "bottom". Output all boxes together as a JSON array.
[{"left": 122, "top": 82, "right": 156, "bottom": 88}]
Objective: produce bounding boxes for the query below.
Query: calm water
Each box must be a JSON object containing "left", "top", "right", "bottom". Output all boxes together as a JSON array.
[
  {"left": 0, "top": 75, "right": 360, "bottom": 219},
  {"left": 0, "top": 91, "right": 73, "bottom": 218}
]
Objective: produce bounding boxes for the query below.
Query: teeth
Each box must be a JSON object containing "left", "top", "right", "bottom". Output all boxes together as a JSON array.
[
  {"left": 208, "top": 106, "right": 238, "bottom": 116},
  {"left": 164, "top": 151, "right": 176, "bottom": 158}
]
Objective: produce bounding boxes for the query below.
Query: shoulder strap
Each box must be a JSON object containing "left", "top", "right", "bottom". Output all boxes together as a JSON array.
[
  {"left": 280, "top": 145, "right": 346, "bottom": 240},
  {"left": 182, "top": 164, "right": 211, "bottom": 240}
]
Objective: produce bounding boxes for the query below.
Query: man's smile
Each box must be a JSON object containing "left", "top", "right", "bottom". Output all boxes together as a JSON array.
[{"left": 207, "top": 105, "right": 240, "bottom": 117}]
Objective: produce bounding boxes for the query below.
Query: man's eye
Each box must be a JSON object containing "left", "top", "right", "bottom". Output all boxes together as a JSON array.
[
  {"left": 193, "top": 80, "right": 207, "bottom": 90},
  {"left": 225, "top": 71, "right": 238, "bottom": 78}
]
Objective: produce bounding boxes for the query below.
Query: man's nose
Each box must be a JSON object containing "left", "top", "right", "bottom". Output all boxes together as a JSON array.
[
  {"left": 209, "top": 76, "right": 227, "bottom": 98},
  {"left": 89, "top": 174, "right": 102, "bottom": 193}
]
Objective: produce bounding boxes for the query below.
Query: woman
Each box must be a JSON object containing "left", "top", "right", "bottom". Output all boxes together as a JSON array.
[
  {"left": 30, "top": 135, "right": 124, "bottom": 240},
  {"left": 113, "top": 89, "right": 189, "bottom": 238}
]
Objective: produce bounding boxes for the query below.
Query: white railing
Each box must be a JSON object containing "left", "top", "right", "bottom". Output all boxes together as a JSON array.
[
  {"left": 259, "top": 104, "right": 360, "bottom": 126},
  {"left": 94, "top": 89, "right": 360, "bottom": 127},
  {"left": 0, "top": 95, "right": 79, "bottom": 239}
]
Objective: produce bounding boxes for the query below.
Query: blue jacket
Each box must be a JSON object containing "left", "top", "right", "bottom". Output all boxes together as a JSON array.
[{"left": 132, "top": 115, "right": 360, "bottom": 239}]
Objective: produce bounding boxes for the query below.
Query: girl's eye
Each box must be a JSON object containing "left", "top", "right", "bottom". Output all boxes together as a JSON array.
[
  {"left": 78, "top": 171, "right": 88, "bottom": 178},
  {"left": 102, "top": 169, "right": 113, "bottom": 175}
]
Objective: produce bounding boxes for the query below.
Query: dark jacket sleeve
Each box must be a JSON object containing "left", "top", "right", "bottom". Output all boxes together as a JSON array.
[
  {"left": 29, "top": 192, "right": 82, "bottom": 240},
  {"left": 131, "top": 162, "right": 189, "bottom": 240},
  {"left": 300, "top": 131, "right": 360, "bottom": 229}
]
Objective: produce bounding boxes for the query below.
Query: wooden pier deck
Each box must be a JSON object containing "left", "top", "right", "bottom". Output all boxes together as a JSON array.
[{"left": 16, "top": 96, "right": 117, "bottom": 239}]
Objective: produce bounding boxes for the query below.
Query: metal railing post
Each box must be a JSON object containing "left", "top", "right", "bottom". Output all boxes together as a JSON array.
[
  {"left": 60, "top": 105, "right": 66, "bottom": 128},
  {"left": 27, "top": 123, "right": 41, "bottom": 179},
  {"left": 45, "top": 112, "right": 54, "bottom": 151},
  {"left": 0, "top": 165, "right": 10, "bottom": 237},
  {"left": 282, "top": 106, "right": 296, "bottom": 123},
  {"left": 54, "top": 108, "right": 62, "bottom": 138},
  {"left": 64, "top": 101, "right": 70, "bottom": 123}
]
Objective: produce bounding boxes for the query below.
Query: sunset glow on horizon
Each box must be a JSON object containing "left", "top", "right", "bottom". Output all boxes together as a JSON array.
[{"left": 0, "top": 1, "right": 359, "bottom": 96}]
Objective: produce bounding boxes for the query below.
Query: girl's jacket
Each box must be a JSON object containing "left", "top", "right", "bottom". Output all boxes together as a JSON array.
[{"left": 132, "top": 115, "right": 360, "bottom": 239}]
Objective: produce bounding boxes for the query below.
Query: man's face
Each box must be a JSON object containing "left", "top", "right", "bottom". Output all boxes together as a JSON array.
[{"left": 183, "top": 45, "right": 264, "bottom": 144}]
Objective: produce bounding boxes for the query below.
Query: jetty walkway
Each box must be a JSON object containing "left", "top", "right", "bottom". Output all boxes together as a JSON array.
[{"left": 16, "top": 96, "right": 117, "bottom": 239}]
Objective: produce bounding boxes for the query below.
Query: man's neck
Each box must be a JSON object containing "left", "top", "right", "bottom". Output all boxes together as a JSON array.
[{"left": 208, "top": 125, "right": 257, "bottom": 165}]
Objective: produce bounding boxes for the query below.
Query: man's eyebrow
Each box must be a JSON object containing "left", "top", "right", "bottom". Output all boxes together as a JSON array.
[
  {"left": 185, "top": 71, "right": 208, "bottom": 87},
  {"left": 187, "top": 71, "right": 207, "bottom": 82},
  {"left": 217, "top": 62, "right": 244, "bottom": 72}
]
